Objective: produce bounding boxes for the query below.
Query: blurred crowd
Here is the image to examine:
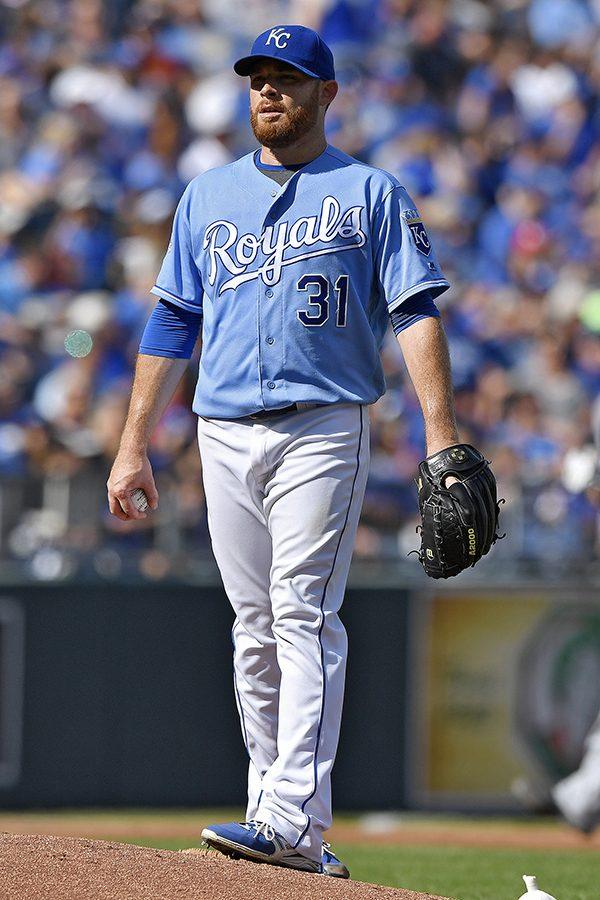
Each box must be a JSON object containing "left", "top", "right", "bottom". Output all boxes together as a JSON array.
[{"left": 1, "top": 0, "right": 599, "bottom": 580}]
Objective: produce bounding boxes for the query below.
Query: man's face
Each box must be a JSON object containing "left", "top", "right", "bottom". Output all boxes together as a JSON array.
[{"left": 249, "top": 60, "right": 322, "bottom": 148}]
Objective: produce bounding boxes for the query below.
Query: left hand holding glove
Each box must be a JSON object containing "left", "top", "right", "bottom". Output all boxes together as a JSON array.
[{"left": 413, "top": 443, "right": 504, "bottom": 579}]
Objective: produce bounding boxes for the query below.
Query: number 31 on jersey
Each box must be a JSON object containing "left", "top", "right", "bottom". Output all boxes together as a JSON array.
[{"left": 296, "top": 274, "right": 349, "bottom": 328}]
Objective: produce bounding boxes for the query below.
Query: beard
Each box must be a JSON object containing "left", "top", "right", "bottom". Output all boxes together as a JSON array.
[{"left": 250, "top": 90, "right": 320, "bottom": 148}]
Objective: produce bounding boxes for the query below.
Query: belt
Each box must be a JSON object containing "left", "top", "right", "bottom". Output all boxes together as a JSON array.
[{"left": 247, "top": 402, "right": 319, "bottom": 420}]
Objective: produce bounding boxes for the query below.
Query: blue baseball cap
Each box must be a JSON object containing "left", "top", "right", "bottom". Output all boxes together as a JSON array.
[{"left": 233, "top": 25, "right": 335, "bottom": 82}]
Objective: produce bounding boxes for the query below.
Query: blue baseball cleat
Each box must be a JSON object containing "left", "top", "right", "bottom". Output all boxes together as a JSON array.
[
  {"left": 201, "top": 820, "right": 322, "bottom": 873},
  {"left": 322, "top": 840, "right": 350, "bottom": 878}
]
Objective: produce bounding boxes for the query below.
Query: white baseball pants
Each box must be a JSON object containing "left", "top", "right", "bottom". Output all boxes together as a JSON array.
[{"left": 197, "top": 403, "right": 369, "bottom": 862}]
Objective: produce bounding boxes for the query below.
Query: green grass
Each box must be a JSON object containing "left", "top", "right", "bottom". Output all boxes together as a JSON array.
[{"left": 329, "top": 844, "right": 592, "bottom": 900}]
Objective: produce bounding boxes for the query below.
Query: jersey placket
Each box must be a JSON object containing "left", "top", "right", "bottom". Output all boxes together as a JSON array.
[{"left": 256, "top": 183, "right": 293, "bottom": 409}]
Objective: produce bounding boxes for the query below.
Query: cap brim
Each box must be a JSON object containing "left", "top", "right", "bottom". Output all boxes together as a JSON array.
[{"left": 233, "top": 53, "right": 320, "bottom": 79}]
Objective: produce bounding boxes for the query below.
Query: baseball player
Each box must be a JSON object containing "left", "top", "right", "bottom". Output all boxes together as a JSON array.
[
  {"left": 107, "top": 25, "right": 496, "bottom": 878},
  {"left": 552, "top": 706, "right": 600, "bottom": 834}
]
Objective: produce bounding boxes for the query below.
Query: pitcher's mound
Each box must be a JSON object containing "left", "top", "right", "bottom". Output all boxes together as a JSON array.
[{"left": 0, "top": 833, "right": 449, "bottom": 900}]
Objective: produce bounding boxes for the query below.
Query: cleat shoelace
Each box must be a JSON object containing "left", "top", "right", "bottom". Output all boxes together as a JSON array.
[
  {"left": 249, "top": 820, "right": 276, "bottom": 842},
  {"left": 322, "top": 840, "right": 337, "bottom": 857}
]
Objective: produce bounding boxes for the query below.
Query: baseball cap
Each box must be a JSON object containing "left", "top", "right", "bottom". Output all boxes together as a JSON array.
[{"left": 233, "top": 25, "right": 335, "bottom": 82}]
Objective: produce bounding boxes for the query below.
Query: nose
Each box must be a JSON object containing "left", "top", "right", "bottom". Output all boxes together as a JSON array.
[{"left": 260, "top": 81, "right": 280, "bottom": 98}]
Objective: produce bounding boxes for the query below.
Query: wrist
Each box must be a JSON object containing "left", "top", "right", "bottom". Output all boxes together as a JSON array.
[
  {"left": 118, "top": 435, "right": 148, "bottom": 457},
  {"left": 426, "top": 436, "right": 460, "bottom": 457}
]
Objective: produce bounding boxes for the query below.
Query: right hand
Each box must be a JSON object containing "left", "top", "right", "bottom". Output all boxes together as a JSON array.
[{"left": 107, "top": 450, "right": 159, "bottom": 521}]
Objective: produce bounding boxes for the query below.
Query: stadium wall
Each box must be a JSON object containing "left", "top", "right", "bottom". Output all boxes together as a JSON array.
[{"left": 0, "top": 583, "right": 597, "bottom": 811}]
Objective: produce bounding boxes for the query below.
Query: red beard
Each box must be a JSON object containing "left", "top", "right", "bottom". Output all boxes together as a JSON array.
[{"left": 250, "top": 93, "right": 320, "bottom": 148}]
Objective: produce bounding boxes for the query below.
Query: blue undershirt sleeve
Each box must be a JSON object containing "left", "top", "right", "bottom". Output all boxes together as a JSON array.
[
  {"left": 389, "top": 290, "right": 441, "bottom": 334},
  {"left": 139, "top": 298, "right": 202, "bottom": 359}
]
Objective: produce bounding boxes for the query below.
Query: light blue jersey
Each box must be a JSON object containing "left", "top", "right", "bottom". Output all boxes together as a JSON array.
[{"left": 151, "top": 144, "right": 449, "bottom": 419}]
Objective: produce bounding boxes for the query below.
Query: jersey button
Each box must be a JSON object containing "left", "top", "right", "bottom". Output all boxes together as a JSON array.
[
  {"left": 266, "top": 337, "right": 274, "bottom": 345},
  {"left": 270, "top": 189, "right": 277, "bottom": 197},
  {"left": 265, "top": 289, "right": 274, "bottom": 298},
  {"left": 267, "top": 381, "right": 276, "bottom": 389}
]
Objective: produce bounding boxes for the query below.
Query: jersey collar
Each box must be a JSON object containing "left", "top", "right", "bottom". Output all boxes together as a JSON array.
[{"left": 235, "top": 144, "right": 333, "bottom": 200}]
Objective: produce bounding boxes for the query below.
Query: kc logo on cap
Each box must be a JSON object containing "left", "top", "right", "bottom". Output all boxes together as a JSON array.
[
  {"left": 233, "top": 24, "right": 336, "bottom": 82},
  {"left": 265, "top": 27, "right": 291, "bottom": 49}
]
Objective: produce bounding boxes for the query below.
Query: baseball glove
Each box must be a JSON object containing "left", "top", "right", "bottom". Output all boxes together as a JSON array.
[{"left": 413, "top": 443, "right": 503, "bottom": 579}]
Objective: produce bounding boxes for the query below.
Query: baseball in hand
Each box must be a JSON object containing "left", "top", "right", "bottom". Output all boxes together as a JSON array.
[{"left": 131, "top": 488, "right": 149, "bottom": 512}]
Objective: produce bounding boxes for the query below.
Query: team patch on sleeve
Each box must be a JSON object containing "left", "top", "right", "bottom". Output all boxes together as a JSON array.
[{"left": 402, "top": 208, "right": 432, "bottom": 257}]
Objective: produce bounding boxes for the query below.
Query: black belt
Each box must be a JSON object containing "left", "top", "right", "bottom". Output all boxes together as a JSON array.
[{"left": 247, "top": 403, "right": 318, "bottom": 420}]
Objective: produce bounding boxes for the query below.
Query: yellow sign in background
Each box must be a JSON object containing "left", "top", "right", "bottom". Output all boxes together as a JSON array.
[{"left": 416, "top": 591, "right": 548, "bottom": 803}]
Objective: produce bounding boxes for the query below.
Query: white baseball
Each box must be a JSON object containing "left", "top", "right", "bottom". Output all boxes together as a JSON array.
[{"left": 131, "top": 488, "right": 149, "bottom": 512}]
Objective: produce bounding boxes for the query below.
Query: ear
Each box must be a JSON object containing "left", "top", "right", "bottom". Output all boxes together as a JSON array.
[{"left": 320, "top": 80, "right": 338, "bottom": 107}]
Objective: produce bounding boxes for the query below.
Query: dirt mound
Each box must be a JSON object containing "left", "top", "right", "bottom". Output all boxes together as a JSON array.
[{"left": 0, "top": 833, "right": 449, "bottom": 900}]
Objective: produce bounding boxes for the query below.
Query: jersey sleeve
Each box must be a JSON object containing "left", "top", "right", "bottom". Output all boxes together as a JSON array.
[
  {"left": 372, "top": 184, "right": 450, "bottom": 313},
  {"left": 151, "top": 185, "right": 204, "bottom": 314}
]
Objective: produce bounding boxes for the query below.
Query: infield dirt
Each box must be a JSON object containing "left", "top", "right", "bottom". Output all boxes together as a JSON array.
[{"left": 0, "top": 833, "right": 449, "bottom": 900}]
